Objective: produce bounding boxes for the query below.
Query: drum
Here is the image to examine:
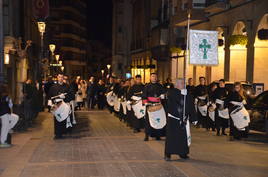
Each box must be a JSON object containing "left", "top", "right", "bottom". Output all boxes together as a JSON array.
[
  {"left": 148, "top": 103, "right": 162, "bottom": 112},
  {"left": 147, "top": 104, "right": 166, "bottom": 129},
  {"left": 198, "top": 105, "right": 208, "bottom": 116},
  {"left": 132, "top": 100, "right": 146, "bottom": 119},
  {"left": 106, "top": 91, "right": 115, "bottom": 106},
  {"left": 230, "top": 101, "right": 250, "bottom": 130},
  {"left": 52, "top": 101, "right": 71, "bottom": 122}
]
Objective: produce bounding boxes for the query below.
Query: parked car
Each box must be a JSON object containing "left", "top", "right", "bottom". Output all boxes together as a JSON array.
[{"left": 247, "top": 91, "right": 268, "bottom": 133}]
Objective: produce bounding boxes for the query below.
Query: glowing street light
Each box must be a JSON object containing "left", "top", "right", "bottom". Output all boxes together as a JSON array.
[
  {"left": 4, "top": 53, "right": 9, "bottom": 65},
  {"left": 37, "top": 22, "right": 46, "bottom": 39},
  {"left": 55, "top": 54, "right": 60, "bottom": 62},
  {"left": 49, "top": 44, "right": 56, "bottom": 55}
]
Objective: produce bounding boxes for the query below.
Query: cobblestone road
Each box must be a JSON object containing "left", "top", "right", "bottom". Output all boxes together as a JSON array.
[{"left": 0, "top": 110, "right": 268, "bottom": 177}]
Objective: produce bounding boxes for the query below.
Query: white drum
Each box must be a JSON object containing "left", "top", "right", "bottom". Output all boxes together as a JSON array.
[
  {"left": 230, "top": 101, "right": 250, "bottom": 130},
  {"left": 132, "top": 100, "right": 146, "bottom": 119},
  {"left": 147, "top": 106, "right": 166, "bottom": 129},
  {"left": 113, "top": 96, "right": 120, "bottom": 112},
  {"left": 121, "top": 101, "right": 127, "bottom": 115},
  {"left": 106, "top": 91, "right": 115, "bottom": 106},
  {"left": 52, "top": 102, "right": 71, "bottom": 122},
  {"left": 198, "top": 105, "right": 208, "bottom": 116}
]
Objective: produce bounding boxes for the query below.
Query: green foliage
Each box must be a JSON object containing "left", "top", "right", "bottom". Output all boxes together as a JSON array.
[
  {"left": 170, "top": 47, "right": 182, "bottom": 54},
  {"left": 229, "top": 35, "right": 248, "bottom": 46}
]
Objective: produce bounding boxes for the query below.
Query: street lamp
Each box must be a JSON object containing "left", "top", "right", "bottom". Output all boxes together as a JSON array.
[
  {"left": 61, "top": 66, "right": 64, "bottom": 71},
  {"left": 37, "top": 22, "right": 46, "bottom": 39},
  {"left": 4, "top": 53, "right": 9, "bottom": 65},
  {"left": 37, "top": 21, "right": 46, "bottom": 82},
  {"left": 49, "top": 44, "right": 56, "bottom": 55},
  {"left": 55, "top": 54, "right": 60, "bottom": 62},
  {"left": 107, "top": 64, "right": 111, "bottom": 75},
  {"left": 101, "top": 69, "right": 104, "bottom": 77}
]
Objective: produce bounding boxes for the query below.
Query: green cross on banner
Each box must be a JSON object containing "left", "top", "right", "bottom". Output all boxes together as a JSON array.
[{"left": 199, "top": 39, "right": 211, "bottom": 59}]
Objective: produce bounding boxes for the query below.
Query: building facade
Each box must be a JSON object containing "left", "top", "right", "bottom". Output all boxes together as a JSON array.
[
  {"left": 171, "top": 0, "right": 268, "bottom": 90},
  {"left": 1, "top": 0, "right": 41, "bottom": 103},
  {"left": 47, "top": 0, "right": 88, "bottom": 78},
  {"left": 112, "top": 0, "right": 132, "bottom": 78}
]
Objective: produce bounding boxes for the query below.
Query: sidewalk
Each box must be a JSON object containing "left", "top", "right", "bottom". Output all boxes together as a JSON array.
[{"left": 0, "top": 110, "right": 267, "bottom": 177}]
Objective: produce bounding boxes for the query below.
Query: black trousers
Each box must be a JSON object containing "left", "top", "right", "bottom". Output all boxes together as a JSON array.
[
  {"left": 54, "top": 117, "right": 66, "bottom": 137},
  {"left": 88, "top": 96, "right": 96, "bottom": 109}
]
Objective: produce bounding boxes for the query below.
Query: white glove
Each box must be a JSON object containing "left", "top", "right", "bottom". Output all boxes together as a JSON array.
[
  {"left": 181, "top": 89, "right": 187, "bottom": 96},
  {"left": 192, "top": 121, "right": 198, "bottom": 125},
  {"left": 59, "top": 93, "right": 65, "bottom": 99},
  {"left": 160, "top": 94, "right": 165, "bottom": 99}
]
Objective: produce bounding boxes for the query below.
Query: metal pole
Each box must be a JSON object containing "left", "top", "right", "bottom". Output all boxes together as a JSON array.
[
  {"left": 183, "top": 11, "right": 191, "bottom": 121},
  {"left": 0, "top": 0, "right": 5, "bottom": 83}
]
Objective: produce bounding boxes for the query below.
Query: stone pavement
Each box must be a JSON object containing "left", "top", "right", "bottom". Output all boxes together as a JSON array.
[{"left": 0, "top": 110, "right": 268, "bottom": 177}]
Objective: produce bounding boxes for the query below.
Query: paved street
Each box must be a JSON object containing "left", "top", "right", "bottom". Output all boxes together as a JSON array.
[{"left": 0, "top": 110, "right": 268, "bottom": 177}]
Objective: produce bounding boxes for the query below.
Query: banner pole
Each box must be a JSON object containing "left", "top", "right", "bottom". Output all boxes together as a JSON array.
[{"left": 183, "top": 11, "right": 191, "bottom": 121}]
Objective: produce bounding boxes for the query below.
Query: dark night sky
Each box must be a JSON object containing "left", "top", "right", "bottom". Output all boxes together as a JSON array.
[{"left": 87, "top": 1, "right": 113, "bottom": 47}]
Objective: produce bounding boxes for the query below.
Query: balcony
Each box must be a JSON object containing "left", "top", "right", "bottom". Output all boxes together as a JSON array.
[
  {"left": 205, "top": 0, "right": 228, "bottom": 13},
  {"left": 229, "top": 0, "right": 246, "bottom": 6},
  {"left": 172, "top": 9, "right": 206, "bottom": 27}
]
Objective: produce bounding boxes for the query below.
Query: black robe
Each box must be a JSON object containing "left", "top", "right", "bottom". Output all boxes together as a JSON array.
[
  {"left": 142, "top": 82, "right": 166, "bottom": 137},
  {"left": 127, "top": 84, "right": 145, "bottom": 130},
  {"left": 225, "top": 91, "right": 249, "bottom": 139},
  {"left": 165, "top": 88, "right": 197, "bottom": 156},
  {"left": 213, "top": 87, "right": 229, "bottom": 129},
  {"left": 194, "top": 84, "right": 209, "bottom": 128},
  {"left": 48, "top": 82, "right": 74, "bottom": 137}
]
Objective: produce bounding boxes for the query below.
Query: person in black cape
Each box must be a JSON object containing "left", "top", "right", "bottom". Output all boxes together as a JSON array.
[
  {"left": 97, "top": 79, "right": 106, "bottom": 110},
  {"left": 48, "top": 73, "right": 75, "bottom": 139},
  {"left": 194, "top": 76, "right": 208, "bottom": 129},
  {"left": 225, "top": 82, "right": 249, "bottom": 140},
  {"left": 142, "top": 73, "right": 166, "bottom": 141},
  {"left": 127, "top": 75, "right": 145, "bottom": 133},
  {"left": 165, "top": 78, "right": 198, "bottom": 160},
  {"left": 213, "top": 79, "right": 229, "bottom": 136}
]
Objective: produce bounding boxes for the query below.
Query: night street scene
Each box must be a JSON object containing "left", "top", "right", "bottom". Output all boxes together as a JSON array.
[{"left": 1, "top": 0, "right": 268, "bottom": 177}]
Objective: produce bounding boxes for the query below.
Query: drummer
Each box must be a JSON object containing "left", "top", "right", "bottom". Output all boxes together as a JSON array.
[
  {"left": 142, "top": 73, "right": 166, "bottom": 141},
  {"left": 48, "top": 73, "right": 75, "bottom": 139},
  {"left": 127, "top": 75, "right": 145, "bottom": 133}
]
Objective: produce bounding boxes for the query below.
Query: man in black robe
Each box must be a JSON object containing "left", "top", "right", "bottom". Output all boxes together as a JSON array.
[
  {"left": 186, "top": 78, "right": 195, "bottom": 96},
  {"left": 87, "top": 76, "right": 98, "bottom": 109},
  {"left": 48, "top": 73, "right": 75, "bottom": 139},
  {"left": 213, "top": 79, "right": 229, "bottom": 136},
  {"left": 142, "top": 73, "right": 166, "bottom": 141},
  {"left": 194, "top": 77, "right": 208, "bottom": 128},
  {"left": 165, "top": 78, "right": 197, "bottom": 160},
  {"left": 127, "top": 75, "right": 144, "bottom": 133},
  {"left": 106, "top": 76, "right": 115, "bottom": 113}
]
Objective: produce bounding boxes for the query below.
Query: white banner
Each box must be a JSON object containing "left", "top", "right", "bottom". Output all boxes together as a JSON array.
[{"left": 189, "top": 30, "right": 218, "bottom": 65}]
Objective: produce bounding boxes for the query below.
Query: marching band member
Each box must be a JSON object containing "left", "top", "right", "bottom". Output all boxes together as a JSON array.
[
  {"left": 165, "top": 78, "right": 197, "bottom": 160},
  {"left": 0, "top": 84, "right": 19, "bottom": 148},
  {"left": 142, "top": 73, "right": 166, "bottom": 141},
  {"left": 48, "top": 73, "right": 75, "bottom": 139},
  {"left": 127, "top": 75, "right": 145, "bottom": 133},
  {"left": 226, "top": 82, "right": 250, "bottom": 141},
  {"left": 213, "top": 79, "right": 229, "bottom": 136},
  {"left": 194, "top": 77, "right": 208, "bottom": 129},
  {"left": 106, "top": 76, "right": 115, "bottom": 113},
  {"left": 207, "top": 82, "right": 217, "bottom": 131}
]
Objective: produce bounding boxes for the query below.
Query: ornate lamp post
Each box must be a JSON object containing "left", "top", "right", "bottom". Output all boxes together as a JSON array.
[
  {"left": 37, "top": 21, "right": 46, "bottom": 81},
  {"left": 49, "top": 44, "right": 56, "bottom": 55},
  {"left": 101, "top": 69, "right": 104, "bottom": 78},
  {"left": 107, "top": 64, "right": 111, "bottom": 75}
]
